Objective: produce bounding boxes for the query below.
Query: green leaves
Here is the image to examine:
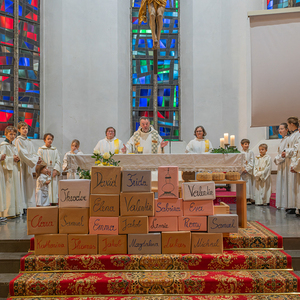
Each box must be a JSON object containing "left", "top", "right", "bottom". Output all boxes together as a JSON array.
[
  {"left": 211, "top": 147, "right": 241, "bottom": 154},
  {"left": 76, "top": 167, "right": 91, "bottom": 179}
]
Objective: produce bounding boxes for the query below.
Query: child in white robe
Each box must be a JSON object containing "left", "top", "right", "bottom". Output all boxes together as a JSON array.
[
  {"left": 63, "top": 139, "right": 84, "bottom": 179},
  {"left": 37, "top": 133, "right": 61, "bottom": 205},
  {"left": 0, "top": 150, "right": 7, "bottom": 221},
  {"left": 253, "top": 143, "right": 272, "bottom": 206},
  {"left": 240, "top": 139, "right": 255, "bottom": 204},
  {"left": 35, "top": 162, "right": 51, "bottom": 206},
  {"left": 291, "top": 141, "right": 300, "bottom": 216}
]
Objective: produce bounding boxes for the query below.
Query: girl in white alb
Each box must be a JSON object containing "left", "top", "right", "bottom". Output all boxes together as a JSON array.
[
  {"left": 186, "top": 126, "right": 213, "bottom": 153},
  {"left": 35, "top": 162, "right": 50, "bottom": 206}
]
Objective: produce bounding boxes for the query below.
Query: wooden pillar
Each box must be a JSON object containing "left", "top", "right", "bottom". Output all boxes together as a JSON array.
[
  {"left": 153, "top": 49, "right": 158, "bottom": 130},
  {"left": 13, "top": 0, "right": 19, "bottom": 127}
]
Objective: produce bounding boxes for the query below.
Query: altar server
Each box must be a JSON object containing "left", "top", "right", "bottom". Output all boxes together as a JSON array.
[
  {"left": 0, "top": 149, "right": 6, "bottom": 221},
  {"left": 185, "top": 126, "right": 213, "bottom": 153},
  {"left": 291, "top": 140, "right": 300, "bottom": 216},
  {"left": 35, "top": 162, "right": 51, "bottom": 207},
  {"left": 63, "top": 139, "right": 83, "bottom": 179}
]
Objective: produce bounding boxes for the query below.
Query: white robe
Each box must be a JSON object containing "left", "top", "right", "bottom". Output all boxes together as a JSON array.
[
  {"left": 0, "top": 141, "right": 23, "bottom": 217},
  {"left": 36, "top": 173, "right": 50, "bottom": 206},
  {"left": 241, "top": 149, "right": 255, "bottom": 199},
  {"left": 62, "top": 150, "right": 84, "bottom": 179},
  {"left": 0, "top": 149, "right": 6, "bottom": 213},
  {"left": 253, "top": 154, "right": 272, "bottom": 205},
  {"left": 185, "top": 138, "right": 213, "bottom": 153},
  {"left": 94, "top": 138, "right": 123, "bottom": 155},
  {"left": 274, "top": 136, "right": 289, "bottom": 208},
  {"left": 37, "top": 146, "right": 61, "bottom": 204},
  {"left": 290, "top": 142, "right": 300, "bottom": 213},
  {"left": 15, "top": 136, "right": 39, "bottom": 209}
]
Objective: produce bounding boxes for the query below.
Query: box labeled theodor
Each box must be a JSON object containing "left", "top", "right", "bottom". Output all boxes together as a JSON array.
[
  {"left": 182, "top": 181, "right": 215, "bottom": 201},
  {"left": 90, "top": 194, "right": 120, "bottom": 217},
  {"left": 158, "top": 166, "right": 179, "bottom": 199},
  {"left": 59, "top": 207, "right": 89, "bottom": 234},
  {"left": 35, "top": 234, "right": 68, "bottom": 255},
  {"left": 122, "top": 170, "right": 151, "bottom": 192}
]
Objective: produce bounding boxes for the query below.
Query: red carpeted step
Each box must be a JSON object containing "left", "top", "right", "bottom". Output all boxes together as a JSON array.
[{"left": 9, "top": 270, "right": 300, "bottom": 296}]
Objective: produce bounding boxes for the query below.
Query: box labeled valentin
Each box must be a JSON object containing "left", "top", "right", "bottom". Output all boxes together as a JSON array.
[
  {"left": 182, "top": 181, "right": 215, "bottom": 201},
  {"left": 162, "top": 231, "right": 191, "bottom": 254},
  {"left": 192, "top": 233, "right": 223, "bottom": 254},
  {"left": 128, "top": 233, "right": 161, "bottom": 254},
  {"left": 27, "top": 207, "right": 58, "bottom": 235},
  {"left": 59, "top": 179, "right": 90, "bottom": 208},
  {"left": 158, "top": 166, "right": 178, "bottom": 199},
  {"left": 98, "top": 235, "right": 127, "bottom": 254},
  {"left": 149, "top": 216, "right": 178, "bottom": 232},
  {"left": 68, "top": 234, "right": 97, "bottom": 255},
  {"left": 118, "top": 216, "right": 148, "bottom": 234},
  {"left": 178, "top": 216, "right": 207, "bottom": 232},
  {"left": 89, "top": 217, "right": 119, "bottom": 235},
  {"left": 183, "top": 200, "right": 214, "bottom": 216},
  {"left": 91, "top": 166, "right": 121, "bottom": 194},
  {"left": 59, "top": 207, "right": 89, "bottom": 234},
  {"left": 207, "top": 214, "right": 239, "bottom": 233},
  {"left": 154, "top": 198, "right": 183, "bottom": 217},
  {"left": 35, "top": 234, "right": 68, "bottom": 255},
  {"left": 120, "top": 192, "right": 154, "bottom": 216},
  {"left": 90, "top": 194, "right": 119, "bottom": 217},
  {"left": 122, "top": 170, "right": 151, "bottom": 192}
]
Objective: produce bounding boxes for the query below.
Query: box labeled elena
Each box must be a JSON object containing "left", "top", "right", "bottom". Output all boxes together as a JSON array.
[
  {"left": 154, "top": 198, "right": 183, "bottom": 217},
  {"left": 27, "top": 207, "right": 58, "bottom": 235},
  {"left": 158, "top": 166, "right": 178, "bottom": 199},
  {"left": 59, "top": 179, "right": 90, "bottom": 208},
  {"left": 59, "top": 207, "right": 89, "bottom": 234},
  {"left": 183, "top": 200, "right": 214, "bottom": 216},
  {"left": 68, "top": 234, "right": 97, "bottom": 255},
  {"left": 182, "top": 181, "right": 215, "bottom": 201},
  {"left": 91, "top": 166, "right": 121, "bottom": 194},
  {"left": 119, "top": 216, "right": 148, "bottom": 234},
  {"left": 162, "top": 231, "right": 191, "bottom": 254},
  {"left": 35, "top": 234, "right": 68, "bottom": 255},
  {"left": 148, "top": 216, "right": 178, "bottom": 232},
  {"left": 178, "top": 216, "right": 207, "bottom": 232},
  {"left": 90, "top": 194, "right": 119, "bottom": 217},
  {"left": 207, "top": 214, "right": 239, "bottom": 233},
  {"left": 192, "top": 233, "right": 223, "bottom": 254},
  {"left": 98, "top": 235, "right": 127, "bottom": 254},
  {"left": 120, "top": 192, "right": 154, "bottom": 217},
  {"left": 122, "top": 170, "right": 151, "bottom": 192},
  {"left": 89, "top": 217, "right": 119, "bottom": 235},
  {"left": 128, "top": 233, "right": 161, "bottom": 254}
]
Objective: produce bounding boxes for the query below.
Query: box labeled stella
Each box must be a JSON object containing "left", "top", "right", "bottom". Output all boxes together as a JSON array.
[
  {"left": 128, "top": 233, "right": 161, "bottom": 254},
  {"left": 162, "top": 231, "right": 191, "bottom": 254},
  {"left": 90, "top": 194, "right": 119, "bottom": 217},
  {"left": 118, "top": 216, "right": 148, "bottom": 234},
  {"left": 154, "top": 198, "right": 183, "bottom": 217},
  {"left": 122, "top": 170, "right": 151, "bottom": 192},
  {"left": 182, "top": 181, "right": 215, "bottom": 201},
  {"left": 207, "top": 214, "right": 239, "bottom": 233},
  {"left": 183, "top": 200, "right": 214, "bottom": 216},
  {"left": 178, "top": 216, "right": 207, "bottom": 232},
  {"left": 35, "top": 234, "right": 68, "bottom": 255},
  {"left": 192, "top": 233, "right": 223, "bottom": 254},
  {"left": 148, "top": 216, "right": 178, "bottom": 232},
  {"left": 59, "top": 207, "right": 89, "bottom": 234},
  {"left": 98, "top": 235, "right": 127, "bottom": 254},
  {"left": 68, "top": 234, "right": 97, "bottom": 255},
  {"left": 158, "top": 166, "right": 179, "bottom": 199},
  {"left": 89, "top": 217, "right": 119, "bottom": 235}
]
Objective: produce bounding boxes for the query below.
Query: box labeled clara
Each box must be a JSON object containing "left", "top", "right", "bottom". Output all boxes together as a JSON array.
[
  {"left": 128, "top": 233, "right": 161, "bottom": 254},
  {"left": 149, "top": 216, "right": 178, "bottom": 232},
  {"left": 178, "top": 216, "right": 207, "bottom": 232},
  {"left": 192, "top": 233, "right": 223, "bottom": 254},
  {"left": 207, "top": 214, "right": 239, "bottom": 233},
  {"left": 59, "top": 207, "right": 89, "bottom": 234},
  {"left": 182, "top": 181, "right": 215, "bottom": 201},
  {"left": 68, "top": 234, "right": 97, "bottom": 255},
  {"left": 154, "top": 198, "right": 183, "bottom": 217},
  {"left": 122, "top": 170, "right": 151, "bottom": 192},
  {"left": 90, "top": 194, "right": 119, "bottom": 217},
  {"left": 118, "top": 216, "right": 148, "bottom": 234},
  {"left": 89, "top": 217, "right": 119, "bottom": 235},
  {"left": 35, "top": 234, "right": 68, "bottom": 255},
  {"left": 158, "top": 166, "right": 179, "bottom": 199},
  {"left": 98, "top": 235, "right": 127, "bottom": 254}
]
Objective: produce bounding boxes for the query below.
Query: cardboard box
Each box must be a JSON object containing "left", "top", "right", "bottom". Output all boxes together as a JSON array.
[
  {"left": 182, "top": 181, "right": 215, "bottom": 201},
  {"left": 98, "top": 235, "right": 127, "bottom": 254},
  {"left": 59, "top": 179, "right": 90, "bottom": 208},
  {"left": 119, "top": 216, "right": 148, "bottom": 234},
  {"left": 89, "top": 217, "right": 119, "bottom": 235},
  {"left": 214, "top": 202, "right": 230, "bottom": 215},
  {"left": 154, "top": 198, "right": 183, "bottom": 217},
  {"left": 149, "top": 216, "right": 178, "bottom": 232},
  {"left": 68, "top": 234, "right": 97, "bottom": 255},
  {"left": 183, "top": 200, "right": 214, "bottom": 216},
  {"left": 191, "top": 233, "right": 223, "bottom": 254},
  {"left": 162, "top": 231, "right": 191, "bottom": 254},
  {"left": 128, "top": 233, "right": 161, "bottom": 254},
  {"left": 90, "top": 194, "right": 119, "bottom": 217},
  {"left": 91, "top": 166, "right": 121, "bottom": 194},
  {"left": 27, "top": 207, "right": 58, "bottom": 235},
  {"left": 120, "top": 192, "right": 154, "bottom": 217},
  {"left": 178, "top": 216, "right": 207, "bottom": 232},
  {"left": 122, "top": 170, "right": 151, "bottom": 192},
  {"left": 158, "top": 166, "right": 179, "bottom": 199},
  {"left": 207, "top": 214, "right": 239, "bottom": 233},
  {"left": 59, "top": 207, "right": 89, "bottom": 234},
  {"left": 35, "top": 234, "right": 68, "bottom": 255}
]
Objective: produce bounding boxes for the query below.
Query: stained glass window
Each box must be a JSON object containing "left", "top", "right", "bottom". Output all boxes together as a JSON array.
[
  {"left": 267, "top": 0, "right": 300, "bottom": 9},
  {"left": 131, "top": 0, "right": 180, "bottom": 140},
  {"left": 0, "top": 0, "right": 40, "bottom": 138}
]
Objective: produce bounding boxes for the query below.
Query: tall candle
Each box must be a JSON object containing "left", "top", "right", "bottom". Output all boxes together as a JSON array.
[
  {"left": 224, "top": 133, "right": 229, "bottom": 144},
  {"left": 220, "top": 138, "right": 224, "bottom": 148},
  {"left": 230, "top": 135, "right": 235, "bottom": 146}
]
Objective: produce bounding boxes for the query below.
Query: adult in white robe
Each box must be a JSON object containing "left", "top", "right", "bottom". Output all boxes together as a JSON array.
[
  {"left": 0, "top": 150, "right": 6, "bottom": 217},
  {"left": 63, "top": 150, "right": 84, "bottom": 179},
  {"left": 186, "top": 126, "right": 212, "bottom": 153},
  {"left": 94, "top": 127, "right": 123, "bottom": 155},
  {"left": 241, "top": 148, "right": 255, "bottom": 200},
  {"left": 290, "top": 142, "right": 300, "bottom": 215}
]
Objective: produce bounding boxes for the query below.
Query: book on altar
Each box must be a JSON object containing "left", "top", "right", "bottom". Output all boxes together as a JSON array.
[
  {"left": 122, "top": 170, "right": 151, "bottom": 192},
  {"left": 118, "top": 216, "right": 148, "bottom": 234},
  {"left": 128, "top": 233, "right": 161, "bottom": 254},
  {"left": 162, "top": 231, "right": 191, "bottom": 254},
  {"left": 207, "top": 214, "right": 238, "bottom": 233},
  {"left": 89, "top": 217, "right": 119, "bottom": 235},
  {"left": 158, "top": 166, "right": 178, "bottom": 199},
  {"left": 59, "top": 207, "right": 89, "bottom": 234},
  {"left": 182, "top": 181, "right": 215, "bottom": 201},
  {"left": 154, "top": 198, "right": 183, "bottom": 217},
  {"left": 98, "top": 235, "right": 127, "bottom": 254},
  {"left": 178, "top": 216, "right": 207, "bottom": 232},
  {"left": 148, "top": 216, "right": 178, "bottom": 232},
  {"left": 27, "top": 207, "right": 58, "bottom": 235},
  {"left": 90, "top": 194, "right": 120, "bottom": 217},
  {"left": 183, "top": 200, "right": 214, "bottom": 216},
  {"left": 35, "top": 234, "right": 68, "bottom": 255},
  {"left": 68, "top": 234, "right": 97, "bottom": 255},
  {"left": 192, "top": 233, "right": 223, "bottom": 254},
  {"left": 58, "top": 179, "right": 90, "bottom": 208}
]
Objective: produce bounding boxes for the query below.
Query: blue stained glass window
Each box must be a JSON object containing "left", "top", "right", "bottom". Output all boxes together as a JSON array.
[
  {"left": 164, "top": 89, "right": 171, "bottom": 96},
  {"left": 139, "top": 98, "right": 148, "bottom": 107}
]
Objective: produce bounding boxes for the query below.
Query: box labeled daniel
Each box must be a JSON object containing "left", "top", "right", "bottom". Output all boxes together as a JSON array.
[
  {"left": 90, "top": 194, "right": 119, "bottom": 217},
  {"left": 182, "top": 181, "right": 215, "bottom": 201},
  {"left": 59, "top": 207, "right": 89, "bottom": 234},
  {"left": 122, "top": 170, "right": 151, "bottom": 192},
  {"left": 128, "top": 233, "right": 161, "bottom": 254},
  {"left": 120, "top": 192, "right": 154, "bottom": 216},
  {"left": 158, "top": 166, "right": 178, "bottom": 199},
  {"left": 119, "top": 216, "right": 148, "bottom": 234},
  {"left": 192, "top": 233, "right": 223, "bottom": 254},
  {"left": 98, "top": 235, "right": 127, "bottom": 254},
  {"left": 35, "top": 234, "right": 68, "bottom": 255},
  {"left": 68, "top": 234, "right": 97, "bottom": 255},
  {"left": 59, "top": 179, "right": 90, "bottom": 208},
  {"left": 207, "top": 214, "right": 239, "bottom": 233}
]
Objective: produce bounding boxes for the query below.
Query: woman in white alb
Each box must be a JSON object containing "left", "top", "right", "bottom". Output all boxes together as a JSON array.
[
  {"left": 185, "top": 126, "right": 213, "bottom": 153},
  {"left": 94, "top": 127, "right": 123, "bottom": 154}
]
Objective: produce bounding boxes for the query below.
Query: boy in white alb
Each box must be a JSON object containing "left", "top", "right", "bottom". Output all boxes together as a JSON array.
[
  {"left": 63, "top": 139, "right": 83, "bottom": 179},
  {"left": 291, "top": 140, "right": 300, "bottom": 217},
  {"left": 0, "top": 150, "right": 6, "bottom": 221}
]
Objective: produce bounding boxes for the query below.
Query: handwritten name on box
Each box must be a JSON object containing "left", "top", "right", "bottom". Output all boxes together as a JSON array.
[
  {"left": 182, "top": 181, "right": 215, "bottom": 201},
  {"left": 90, "top": 194, "right": 119, "bottom": 217},
  {"left": 120, "top": 192, "right": 154, "bottom": 217},
  {"left": 122, "top": 170, "right": 151, "bottom": 192},
  {"left": 183, "top": 200, "right": 214, "bottom": 216},
  {"left": 89, "top": 217, "right": 118, "bottom": 235},
  {"left": 91, "top": 166, "right": 121, "bottom": 194},
  {"left": 98, "top": 235, "right": 127, "bottom": 254},
  {"left": 178, "top": 216, "right": 207, "bottom": 232},
  {"left": 59, "top": 208, "right": 89, "bottom": 234},
  {"left": 35, "top": 234, "right": 68, "bottom": 255},
  {"left": 59, "top": 179, "right": 90, "bottom": 208},
  {"left": 68, "top": 234, "right": 97, "bottom": 255},
  {"left": 27, "top": 207, "right": 58, "bottom": 235},
  {"left": 158, "top": 166, "right": 179, "bottom": 199},
  {"left": 192, "top": 233, "right": 223, "bottom": 254},
  {"left": 128, "top": 233, "right": 161, "bottom": 254},
  {"left": 154, "top": 198, "right": 183, "bottom": 217},
  {"left": 149, "top": 216, "right": 178, "bottom": 232},
  {"left": 162, "top": 231, "right": 191, "bottom": 254},
  {"left": 119, "top": 216, "right": 148, "bottom": 234},
  {"left": 207, "top": 214, "right": 239, "bottom": 233}
]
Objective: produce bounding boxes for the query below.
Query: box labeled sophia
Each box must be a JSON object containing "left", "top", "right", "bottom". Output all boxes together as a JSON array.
[
  {"left": 59, "top": 179, "right": 90, "bottom": 208},
  {"left": 89, "top": 217, "right": 119, "bottom": 235},
  {"left": 192, "top": 233, "right": 223, "bottom": 254},
  {"left": 119, "top": 216, "right": 148, "bottom": 234},
  {"left": 35, "top": 234, "right": 68, "bottom": 255},
  {"left": 182, "top": 181, "right": 215, "bottom": 201},
  {"left": 27, "top": 207, "right": 58, "bottom": 235},
  {"left": 59, "top": 207, "right": 89, "bottom": 234},
  {"left": 154, "top": 198, "right": 183, "bottom": 217},
  {"left": 68, "top": 234, "right": 97, "bottom": 255},
  {"left": 149, "top": 216, "right": 178, "bottom": 232},
  {"left": 122, "top": 170, "right": 151, "bottom": 192},
  {"left": 183, "top": 200, "right": 214, "bottom": 216},
  {"left": 162, "top": 231, "right": 191, "bottom": 254},
  {"left": 178, "top": 216, "right": 207, "bottom": 232},
  {"left": 207, "top": 214, "right": 239, "bottom": 233},
  {"left": 158, "top": 166, "right": 179, "bottom": 199},
  {"left": 120, "top": 192, "right": 154, "bottom": 217},
  {"left": 98, "top": 235, "right": 127, "bottom": 254},
  {"left": 128, "top": 233, "right": 161, "bottom": 254},
  {"left": 90, "top": 194, "right": 119, "bottom": 217},
  {"left": 91, "top": 166, "right": 121, "bottom": 194}
]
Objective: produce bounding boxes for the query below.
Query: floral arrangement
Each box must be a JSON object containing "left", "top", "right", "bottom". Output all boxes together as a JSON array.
[
  {"left": 211, "top": 147, "right": 240, "bottom": 154},
  {"left": 77, "top": 167, "right": 91, "bottom": 179},
  {"left": 92, "top": 150, "right": 120, "bottom": 166}
]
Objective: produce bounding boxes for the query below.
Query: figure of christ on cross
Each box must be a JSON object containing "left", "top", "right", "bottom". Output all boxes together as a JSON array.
[{"left": 138, "top": 0, "right": 167, "bottom": 50}]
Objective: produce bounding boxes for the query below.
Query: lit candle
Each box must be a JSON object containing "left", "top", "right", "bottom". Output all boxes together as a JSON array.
[
  {"left": 220, "top": 138, "right": 224, "bottom": 148},
  {"left": 224, "top": 133, "right": 229, "bottom": 144},
  {"left": 230, "top": 135, "right": 235, "bottom": 146}
]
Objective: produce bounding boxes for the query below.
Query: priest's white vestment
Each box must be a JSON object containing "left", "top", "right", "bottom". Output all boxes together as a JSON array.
[{"left": 94, "top": 138, "right": 123, "bottom": 155}]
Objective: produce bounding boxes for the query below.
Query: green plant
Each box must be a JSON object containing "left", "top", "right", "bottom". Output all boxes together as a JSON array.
[
  {"left": 211, "top": 147, "right": 241, "bottom": 154},
  {"left": 77, "top": 167, "right": 91, "bottom": 179},
  {"left": 92, "top": 150, "right": 120, "bottom": 166}
]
